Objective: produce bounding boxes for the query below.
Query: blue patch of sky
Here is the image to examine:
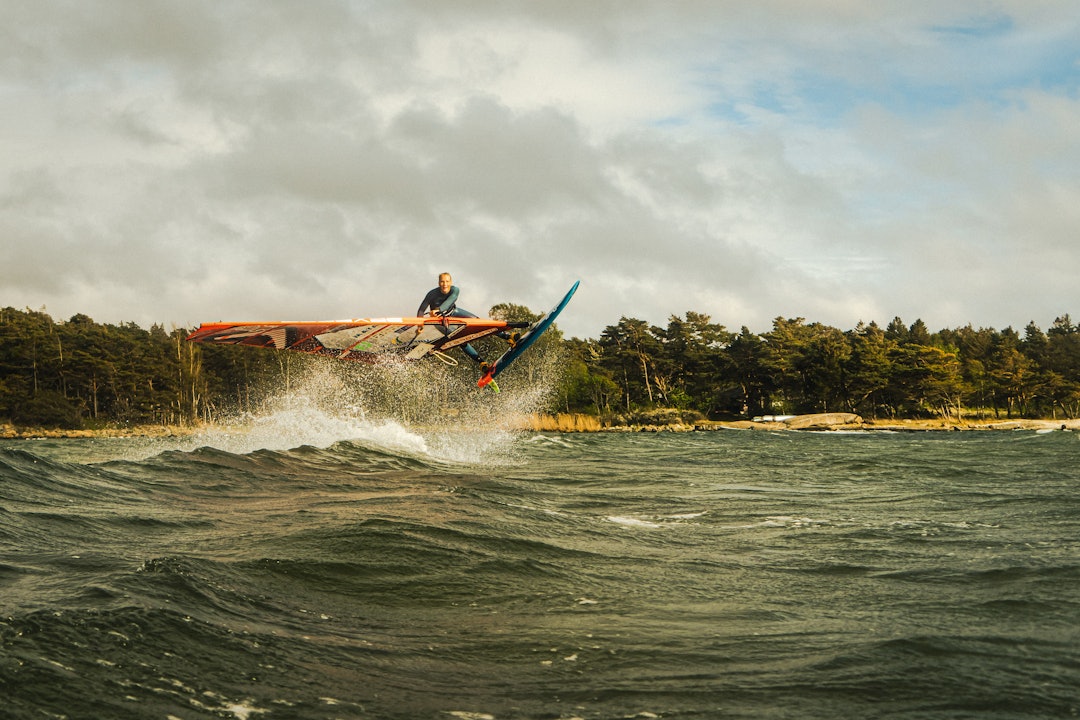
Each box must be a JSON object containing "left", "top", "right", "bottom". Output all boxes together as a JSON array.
[
  {"left": 801, "top": 51, "right": 1075, "bottom": 124},
  {"left": 694, "top": 81, "right": 801, "bottom": 126},
  {"left": 652, "top": 115, "right": 691, "bottom": 129},
  {"left": 795, "top": 70, "right": 974, "bottom": 121},
  {"left": 927, "top": 13, "right": 1080, "bottom": 96},
  {"left": 700, "top": 99, "right": 747, "bottom": 125},
  {"left": 929, "top": 12, "right": 1014, "bottom": 39},
  {"left": 1028, "top": 43, "right": 1080, "bottom": 96},
  {"left": 694, "top": 14, "right": 1079, "bottom": 128}
]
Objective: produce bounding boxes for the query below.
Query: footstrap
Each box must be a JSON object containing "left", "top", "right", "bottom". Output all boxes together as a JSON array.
[{"left": 430, "top": 350, "right": 458, "bottom": 366}]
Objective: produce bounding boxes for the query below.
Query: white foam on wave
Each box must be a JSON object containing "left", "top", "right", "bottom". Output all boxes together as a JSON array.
[
  {"left": 668, "top": 511, "right": 708, "bottom": 520},
  {"left": 605, "top": 511, "right": 707, "bottom": 529},
  {"left": 729, "top": 515, "right": 836, "bottom": 530},
  {"left": 527, "top": 434, "right": 574, "bottom": 446},
  {"left": 607, "top": 516, "right": 663, "bottom": 529},
  {"left": 185, "top": 401, "right": 430, "bottom": 458}
]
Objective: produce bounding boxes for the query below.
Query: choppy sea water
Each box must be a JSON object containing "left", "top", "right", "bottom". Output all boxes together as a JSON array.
[{"left": 2, "top": 416, "right": 1079, "bottom": 719}]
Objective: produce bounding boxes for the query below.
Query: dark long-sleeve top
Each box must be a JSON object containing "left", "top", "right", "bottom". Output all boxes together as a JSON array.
[{"left": 417, "top": 285, "right": 460, "bottom": 316}]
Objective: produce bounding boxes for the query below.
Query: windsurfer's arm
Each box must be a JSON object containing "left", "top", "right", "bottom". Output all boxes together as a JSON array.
[
  {"left": 417, "top": 288, "right": 436, "bottom": 317},
  {"left": 416, "top": 290, "right": 435, "bottom": 336}
]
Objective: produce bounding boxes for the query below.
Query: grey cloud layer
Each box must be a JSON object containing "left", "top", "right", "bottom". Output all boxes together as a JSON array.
[{"left": 2, "top": 1, "right": 1078, "bottom": 337}]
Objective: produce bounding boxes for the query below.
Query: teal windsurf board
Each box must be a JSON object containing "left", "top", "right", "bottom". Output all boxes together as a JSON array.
[{"left": 478, "top": 281, "right": 579, "bottom": 389}]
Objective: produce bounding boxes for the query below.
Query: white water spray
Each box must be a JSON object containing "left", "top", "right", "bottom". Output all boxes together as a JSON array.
[{"left": 176, "top": 348, "right": 565, "bottom": 464}]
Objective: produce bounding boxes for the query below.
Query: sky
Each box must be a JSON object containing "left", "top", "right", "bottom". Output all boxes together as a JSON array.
[{"left": 3, "top": 0, "right": 1079, "bottom": 340}]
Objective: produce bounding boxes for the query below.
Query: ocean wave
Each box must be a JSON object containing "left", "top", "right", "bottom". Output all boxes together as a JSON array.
[{"left": 5, "top": 427, "right": 1080, "bottom": 719}]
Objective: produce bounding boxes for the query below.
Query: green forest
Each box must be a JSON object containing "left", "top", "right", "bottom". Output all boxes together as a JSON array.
[{"left": 2, "top": 304, "right": 1080, "bottom": 430}]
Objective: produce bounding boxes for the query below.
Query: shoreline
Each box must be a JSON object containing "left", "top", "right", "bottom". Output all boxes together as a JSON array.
[
  {"left": 4, "top": 414, "right": 1080, "bottom": 439},
  {"left": 521, "top": 411, "right": 1080, "bottom": 433},
  {"left": 701, "top": 417, "right": 1080, "bottom": 433},
  {"left": 0, "top": 423, "right": 195, "bottom": 440}
]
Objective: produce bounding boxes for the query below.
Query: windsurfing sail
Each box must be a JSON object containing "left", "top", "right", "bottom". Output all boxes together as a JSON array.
[
  {"left": 186, "top": 317, "right": 525, "bottom": 363},
  {"left": 188, "top": 282, "right": 580, "bottom": 387}
]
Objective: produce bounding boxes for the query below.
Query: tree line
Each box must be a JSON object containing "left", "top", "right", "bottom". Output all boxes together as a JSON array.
[
  {"left": 2, "top": 305, "right": 1079, "bottom": 429},
  {"left": 0, "top": 307, "right": 288, "bottom": 429},
  {"left": 558, "top": 312, "right": 1080, "bottom": 423}
]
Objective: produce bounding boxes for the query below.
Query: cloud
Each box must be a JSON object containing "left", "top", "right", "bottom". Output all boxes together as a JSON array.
[{"left": 2, "top": 1, "right": 1079, "bottom": 340}]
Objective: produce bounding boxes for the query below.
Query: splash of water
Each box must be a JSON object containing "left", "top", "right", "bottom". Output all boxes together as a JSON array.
[{"left": 174, "top": 348, "right": 563, "bottom": 464}]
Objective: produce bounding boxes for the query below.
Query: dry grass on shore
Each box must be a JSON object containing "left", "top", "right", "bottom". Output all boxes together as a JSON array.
[{"left": 519, "top": 413, "right": 604, "bottom": 432}]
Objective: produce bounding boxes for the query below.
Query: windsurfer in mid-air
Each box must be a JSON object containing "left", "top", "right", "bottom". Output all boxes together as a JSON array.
[{"left": 416, "top": 272, "right": 488, "bottom": 369}]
